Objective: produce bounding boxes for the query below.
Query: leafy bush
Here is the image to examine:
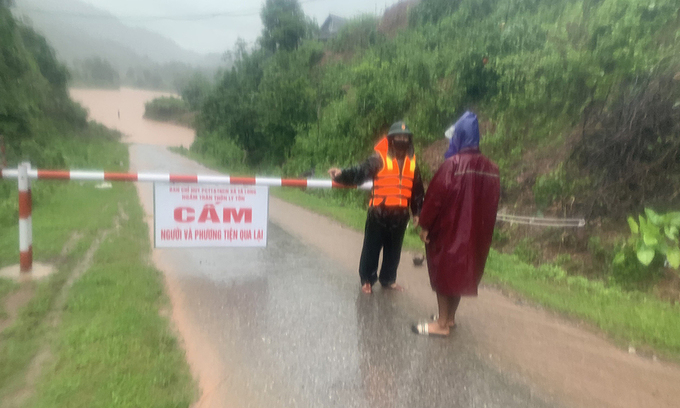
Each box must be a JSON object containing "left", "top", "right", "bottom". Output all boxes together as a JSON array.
[
  {"left": 611, "top": 208, "right": 679, "bottom": 287},
  {"left": 196, "top": 0, "right": 680, "bottom": 222},
  {"left": 144, "top": 97, "right": 191, "bottom": 121},
  {"left": 190, "top": 131, "right": 246, "bottom": 171},
  {"left": 331, "top": 16, "right": 381, "bottom": 54},
  {"left": 533, "top": 164, "right": 590, "bottom": 210},
  {"left": 513, "top": 238, "right": 540, "bottom": 264},
  {"left": 615, "top": 209, "right": 680, "bottom": 268},
  {"left": 611, "top": 244, "right": 665, "bottom": 289},
  {"left": 571, "top": 73, "right": 680, "bottom": 217},
  {"left": 180, "top": 73, "right": 211, "bottom": 110}
]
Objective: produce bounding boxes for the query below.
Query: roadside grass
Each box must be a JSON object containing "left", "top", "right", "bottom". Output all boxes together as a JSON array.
[
  {"left": 0, "top": 131, "right": 194, "bottom": 406},
  {"left": 0, "top": 166, "right": 129, "bottom": 399},
  {"left": 484, "top": 256, "right": 680, "bottom": 358},
  {"left": 29, "top": 184, "right": 194, "bottom": 408},
  {"left": 0, "top": 280, "right": 18, "bottom": 320},
  {"left": 173, "top": 148, "right": 680, "bottom": 360}
]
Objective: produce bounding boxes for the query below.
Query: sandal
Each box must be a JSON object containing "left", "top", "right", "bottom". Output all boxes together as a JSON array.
[
  {"left": 411, "top": 322, "right": 449, "bottom": 337},
  {"left": 430, "top": 314, "right": 456, "bottom": 328}
]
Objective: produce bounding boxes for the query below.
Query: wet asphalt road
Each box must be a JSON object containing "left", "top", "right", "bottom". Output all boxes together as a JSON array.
[{"left": 131, "top": 144, "right": 556, "bottom": 408}]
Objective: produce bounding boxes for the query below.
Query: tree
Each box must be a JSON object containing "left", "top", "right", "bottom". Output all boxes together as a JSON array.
[
  {"left": 256, "top": 48, "right": 318, "bottom": 163},
  {"left": 18, "top": 25, "right": 69, "bottom": 90},
  {"left": 180, "top": 73, "right": 211, "bottom": 111},
  {"left": 260, "top": 0, "right": 308, "bottom": 53},
  {"left": 73, "top": 57, "right": 120, "bottom": 88}
]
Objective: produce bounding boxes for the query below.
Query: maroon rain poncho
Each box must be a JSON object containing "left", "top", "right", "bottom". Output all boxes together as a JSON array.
[{"left": 419, "top": 146, "right": 500, "bottom": 297}]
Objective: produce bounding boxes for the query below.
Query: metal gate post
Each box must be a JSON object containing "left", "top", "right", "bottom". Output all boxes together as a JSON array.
[{"left": 18, "top": 162, "right": 32, "bottom": 273}]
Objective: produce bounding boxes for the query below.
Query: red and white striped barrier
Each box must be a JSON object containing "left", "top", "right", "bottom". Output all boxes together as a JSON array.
[
  {"left": 17, "top": 163, "right": 32, "bottom": 272},
  {"left": 2, "top": 166, "right": 587, "bottom": 273},
  {"left": 1, "top": 166, "right": 372, "bottom": 272},
  {"left": 1, "top": 168, "right": 373, "bottom": 190}
]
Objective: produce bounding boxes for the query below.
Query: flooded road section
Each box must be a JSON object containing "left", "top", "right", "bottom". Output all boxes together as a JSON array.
[
  {"left": 70, "top": 87, "right": 194, "bottom": 147},
  {"left": 129, "top": 143, "right": 555, "bottom": 408},
  {"left": 72, "top": 88, "right": 680, "bottom": 408}
]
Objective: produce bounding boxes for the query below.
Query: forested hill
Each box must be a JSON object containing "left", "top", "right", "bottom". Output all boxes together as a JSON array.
[
  {"left": 0, "top": 0, "right": 125, "bottom": 222},
  {"left": 194, "top": 0, "right": 679, "bottom": 222},
  {"left": 0, "top": 0, "right": 113, "bottom": 171}
]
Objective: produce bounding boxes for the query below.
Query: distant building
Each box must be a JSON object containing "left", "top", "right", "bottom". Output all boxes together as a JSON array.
[{"left": 318, "top": 14, "right": 348, "bottom": 41}]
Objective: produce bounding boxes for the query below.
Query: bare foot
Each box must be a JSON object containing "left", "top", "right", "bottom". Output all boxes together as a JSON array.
[
  {"left": 383, "top": 283, "right": 404, "bottom": 291},
  {"left": 361, "top": 283, "right": 372, "bottom": 294}
]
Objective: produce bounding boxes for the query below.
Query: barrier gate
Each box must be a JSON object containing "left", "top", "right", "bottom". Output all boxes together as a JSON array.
[{"left": 1, "top": 162, "right": 585, "bottom": 273}]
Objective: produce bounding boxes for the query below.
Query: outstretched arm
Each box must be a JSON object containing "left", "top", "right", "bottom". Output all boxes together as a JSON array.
[{"left": 328, "top": 154, "right": 382, "bottom": 186}]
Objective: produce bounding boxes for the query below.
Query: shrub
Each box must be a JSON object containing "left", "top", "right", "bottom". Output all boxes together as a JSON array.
[
  {"left": 190, "top": 131, "right": 246, "bottom": 171},
  {"left": 513, "top": 238, "right": 540, "bottom": 264},
  {"left": 612, "top": 208, "right": 680, "bottom": 287},
  {"left": 144, "top": 97, "right": 191, "bottom": 121}
]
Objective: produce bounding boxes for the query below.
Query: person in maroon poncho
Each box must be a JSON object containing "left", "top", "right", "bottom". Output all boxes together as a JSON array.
[{"left": 412, "top": 111, "right": 501, "bottom": 337}]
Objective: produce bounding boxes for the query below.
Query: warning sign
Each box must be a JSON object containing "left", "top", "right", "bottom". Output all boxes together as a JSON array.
[{"left": 154, "top": 183, "right": 268, "bottom": 248}]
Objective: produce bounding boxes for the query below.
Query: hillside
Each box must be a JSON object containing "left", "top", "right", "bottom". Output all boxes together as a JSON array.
[
  {"left": 191, "top": 0, "right": 680, "bottom": 295},
  {"left": 11, "top": 0, "right": 223, "bottom": 69}
]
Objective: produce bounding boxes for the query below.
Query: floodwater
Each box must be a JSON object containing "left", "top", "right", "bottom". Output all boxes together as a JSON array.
[{"left": 70, "top": 87, "right": 195, "bottom": 147}]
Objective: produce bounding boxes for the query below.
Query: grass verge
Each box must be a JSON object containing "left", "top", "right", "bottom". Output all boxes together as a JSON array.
[
  {"left": 484, "top": 255, "right": 680, "bottom": 358},
  {"left": 0, "top": 130, "right": 194, "bottom": 406},
  {"left": 29, "top": 183, "right": 194, "bottom": 408},
  {"left": 0, "top": 280, "right": 18, "bottom": 320},
  {"left": 172, "top": 148, "right": 680, "bottom": 361}
]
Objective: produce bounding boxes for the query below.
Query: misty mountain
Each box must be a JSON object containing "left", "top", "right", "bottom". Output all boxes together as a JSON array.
[{"left": 11, "top": 0, "right": 225, "bottom": 71}]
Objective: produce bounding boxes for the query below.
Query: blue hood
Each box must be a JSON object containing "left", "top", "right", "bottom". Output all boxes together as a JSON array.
[{"left": 444, "top": 111, "right": 480, "bottom": 159}]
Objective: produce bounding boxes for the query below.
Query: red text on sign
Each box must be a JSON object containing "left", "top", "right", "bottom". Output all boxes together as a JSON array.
[{"left": 174, "top": 205, "right": 253, "bottom": 224}]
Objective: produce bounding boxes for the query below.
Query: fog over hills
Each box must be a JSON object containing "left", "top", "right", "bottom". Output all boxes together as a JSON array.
[{"left": 11, "top": 0, "right": 224, "bottom": 71}]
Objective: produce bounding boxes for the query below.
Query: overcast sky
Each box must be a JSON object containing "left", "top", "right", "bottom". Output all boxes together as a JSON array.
[{"left": 78, "top": 0, "right": 402, "bottom": 55}]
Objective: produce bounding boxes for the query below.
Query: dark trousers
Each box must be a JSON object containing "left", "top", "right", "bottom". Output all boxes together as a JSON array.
[{"left": 359, "top": 209, "right": 409, "bottom": 286}]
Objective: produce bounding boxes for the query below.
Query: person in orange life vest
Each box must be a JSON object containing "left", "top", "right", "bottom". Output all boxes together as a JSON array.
[{"left": 328, "top": 121, "right": 424, "bottom": 294}]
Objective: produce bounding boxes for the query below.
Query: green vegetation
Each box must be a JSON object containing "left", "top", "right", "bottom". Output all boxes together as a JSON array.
[
  {"left": 0, "top": 279, "right": 17, "bottom": 320},
  {"left": 622, "top": 209, "right": 680, "bottom": 269},
  {"left": 484, "top": 253, "right": 680, "bottom": 359},
  {"left": 70, "top": 58, "right": 216, "bottom": 93},
  {"left": 71, "top": 57, "right": 121, "bottom": 89},
  {"left": 189, "top": 0, "right": 680, "bottom": 293},
  {"left": 0, "top": 132, "right": 194, "bottom": 405},
  {"left": 609, "top": 209, "right": 680, "bottom": 288},
  {"left": 144, "top": 96, "right": 194, "bottom": 127},
  {"left": 29, "top": 184, "right": 195, "bottom": 408},
  {"left": 194, "top": 0, "right": 680, "bottom": 221},
  {"left": 0, "top": 129, "right": 128, "bottom": 268},
  {"left": 180, "top": 73, "right": 212, "bottom": 111},
  {"left": 0, "top": 2, "right": 88, "bottom": 168},
  {"left": 1, "top": 3, "right": 194, "bottom": 405},
  {"left": 175, "top": 0, "right": 680, "bottom": 357}
]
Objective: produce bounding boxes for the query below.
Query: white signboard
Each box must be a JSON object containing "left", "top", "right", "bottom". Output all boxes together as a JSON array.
[{"left": 154, "top": 183, "right": 268, "bottom": 248}]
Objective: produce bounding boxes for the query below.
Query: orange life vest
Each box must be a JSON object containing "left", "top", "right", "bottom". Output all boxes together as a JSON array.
[{"left": 369, "top": 137, "right": 416, "bottom": 208}]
